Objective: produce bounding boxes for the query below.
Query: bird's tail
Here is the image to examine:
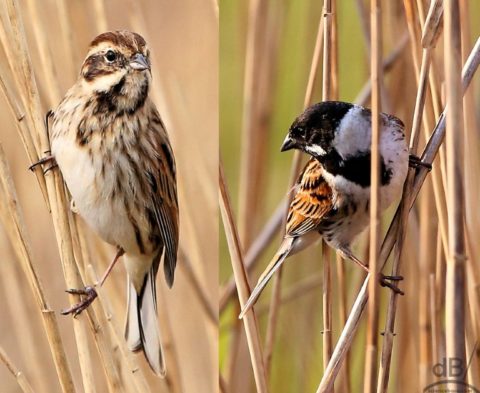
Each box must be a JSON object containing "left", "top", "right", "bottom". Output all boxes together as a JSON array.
[
  {"left": 239, "top": 237, "right": 296, "bottom": 319},
  {"left": 125, "top": 268, "right": 165, "bottom": 377}
]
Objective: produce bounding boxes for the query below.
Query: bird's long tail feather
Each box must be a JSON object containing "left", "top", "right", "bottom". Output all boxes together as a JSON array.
[
  {"left": 125, "top": 269, "right": 165, "bottom": 376},
  {"left": 239, "top": 237, "right": 296, "bottom": 319}
]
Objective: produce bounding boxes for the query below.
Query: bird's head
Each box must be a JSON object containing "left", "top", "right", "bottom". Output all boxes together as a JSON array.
[
  {"left": 80, "top": 30, "right": 151, "bottom": 112},
  {"left": 281, "top": 101, "right": 357, "bottom": 161}
]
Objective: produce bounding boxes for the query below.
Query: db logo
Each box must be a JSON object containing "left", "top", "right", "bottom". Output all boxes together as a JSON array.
[
  {"left": 423, "top": 357, "right": 480, "bottom": 393},
  {"left": 432, "top": 357, "right": 465, "bottom": 378}
]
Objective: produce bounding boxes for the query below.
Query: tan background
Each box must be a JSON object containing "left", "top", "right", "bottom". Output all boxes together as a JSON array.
[{"left": 0, "top": 1, "right": 218, "bottom": 392}]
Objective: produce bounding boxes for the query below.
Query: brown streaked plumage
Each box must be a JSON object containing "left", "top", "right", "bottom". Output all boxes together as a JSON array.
[
  {"left": 286, "top": 159, "right": 333, "bottom": 236},
  {"left": 46, "top": 30, "right": 178, "bottom": 376}
]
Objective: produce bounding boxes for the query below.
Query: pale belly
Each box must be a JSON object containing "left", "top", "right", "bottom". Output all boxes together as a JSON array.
[{"left": 51, "top": 135, "right": 143, "bottom": 255}]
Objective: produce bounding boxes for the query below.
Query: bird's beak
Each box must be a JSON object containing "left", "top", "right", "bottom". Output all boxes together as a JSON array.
[
  {"left": 281, "top": 135, "right": 295, "bottom": 152},
  {"left": 130, "top": 53, "right": 150, "bottom": 71}
]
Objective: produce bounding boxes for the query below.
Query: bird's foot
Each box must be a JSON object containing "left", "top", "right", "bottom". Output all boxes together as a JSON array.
[
  {"left": 408, "top": 154, "right": 432, "bottom": 171},
  {"left": 61, "top": 286, "right": 98, "bottom": 317},
  {"left": 29, "top": 152, "right": 57, "bottom": 174},
  {"left": 379, "top": 274, "right": 404, "bottom": 295}
]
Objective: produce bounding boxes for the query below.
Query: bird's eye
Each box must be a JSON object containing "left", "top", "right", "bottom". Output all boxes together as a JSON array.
[
  {"left": 296, "top": 127, "right": 305, "bottom": 136},
  {"left": 105, "top": 50, "right": 117, "bottom": 62}
]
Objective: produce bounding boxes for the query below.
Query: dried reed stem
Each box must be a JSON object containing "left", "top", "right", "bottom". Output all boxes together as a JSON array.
[
  {"left": 0, "top": 346, "right": 35, "bottom": 393},
  {"left": 364, "top": 1, "right": 382, "bottom": 392},
  {"left": 321, "top": 1, "right": 335, "bottom": 381},
  {"left": 0, "top": 144, "right": 76, "bottom": 393},
  {"left": 335, "top": 253, "right": 350, "bottom": 393},
  {"left": 444, "top": 0, "right": 467, "bottom": 379},
  {"left": 238, "top": 0, "right": 269, "bottom": 246},
  {"left": 219, "top": 161, "right": 268, "bottom": 393},
  {"left": 92, "top": 0, "right": 108, "bottom": 33},
  {"left": 179, "top": 250, "right": 218, "bottom": 325},
  {"left": 304, "top": 16, "right": 324, "bottom": 108},
  {"left": 54, "top": 0, "right": 76, "bottom": 81},
  {"left": 0, "top": 22, "right": 49, "bottom": 209},
  {"left": 316, "top": 276, "right": 370, "bottom": 393},
  {"left": 263, "top": 265, "right": 282, "bottom": 378},
  {"left": 287, "top": 10, "right": 325, "bottom": 201},
  {"left": 219, "top": 199, "right": 285, "bottom": 312},
  {"left": 24, "top": 0, "right": 62, "bottom": 106},
  {"left": 322, "top": 246, "right": 332, "bottom": 372},
  {"left": 322, "top": 0, "right": 333, "bottom": 101}
]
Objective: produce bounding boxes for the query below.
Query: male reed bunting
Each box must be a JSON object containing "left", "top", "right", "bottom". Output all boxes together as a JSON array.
[
  {"left": 33, "top": 31, "right": 178, "bottom": 376},
  {"left": 240, "top": 101, "right": 419, "bottom": 318}
]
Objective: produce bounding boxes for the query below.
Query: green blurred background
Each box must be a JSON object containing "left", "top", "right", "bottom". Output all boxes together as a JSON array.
[{"left": 220, "top": 1, "right": 480, "bottom": 392}]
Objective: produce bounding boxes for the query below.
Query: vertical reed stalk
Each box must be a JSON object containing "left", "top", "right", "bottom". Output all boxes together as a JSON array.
[
  {"left": 364, "top": 1, "right": 381, "bottom": 392},
  {"left": 444, "top": 0, "right": 467, "bottom": 381},
  {"left": 321, "top": 1, "right": 334, "bottom": 384}
]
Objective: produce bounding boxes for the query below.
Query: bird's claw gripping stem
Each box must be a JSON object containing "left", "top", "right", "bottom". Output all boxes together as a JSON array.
[{"left": 61, "top": 286, "right": 98, "bottom": 317}]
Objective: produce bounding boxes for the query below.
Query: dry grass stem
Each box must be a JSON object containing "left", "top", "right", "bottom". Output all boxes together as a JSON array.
[
  {"left": 444, "top": 0, "right": 467, "bottom": 377},
  {"left": 24, "top": 0, "right": 61, "bottom": 106},
  {"left": 316, "top": 276, "right": 370, "bottom": 393},
  {"left": 0, "top": 346, "right": 35, "bottom": 393},
  {"left": 53, "top": 0, "right": 76, "bottom": 81},
  {"left": 0, "top": 144, "right": 75, "bottom": 393},
  {"left": 219, "top": 161, "right": 268, "bottom": 393},
  {"left": 321, "top": 2, "right": 335, "bottom": 384},
  {"left": 263, "top": 265, "right": 282, "bottom": 378},
  {"left": 364, "top": 1, "right": 382, "bottom": 392},
  {"left": 92, "top": 0, "right": 108, "bottom": 33},
  {"left": 220, "top": 198, "right": 285, "bottom": 312},
  {"left": 322, "top": 246, "right": 332, "bottom": 373}
]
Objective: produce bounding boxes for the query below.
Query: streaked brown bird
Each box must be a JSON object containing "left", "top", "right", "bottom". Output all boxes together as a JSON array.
[{"left": 34, "top": 30, "right": 178, "bottom": 376}]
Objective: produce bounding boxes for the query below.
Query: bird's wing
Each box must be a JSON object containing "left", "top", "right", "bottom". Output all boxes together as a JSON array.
[
  {"left": 144, "top": 107, "right": 179, "bottom": 287},
  {"left": 239, "top": 159, "right": 333, "bottom": 318},
  {"left": 286, "top": 158, "right": 333, "bottom": 237}
]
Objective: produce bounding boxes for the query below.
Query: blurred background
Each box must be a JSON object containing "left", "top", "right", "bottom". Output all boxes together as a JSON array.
[
  {"left": 0, "top": 1, "right": 217, "bottom": 392},
  {"left": 220, "top": 1, "right": 480, "bottom": 392}
]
